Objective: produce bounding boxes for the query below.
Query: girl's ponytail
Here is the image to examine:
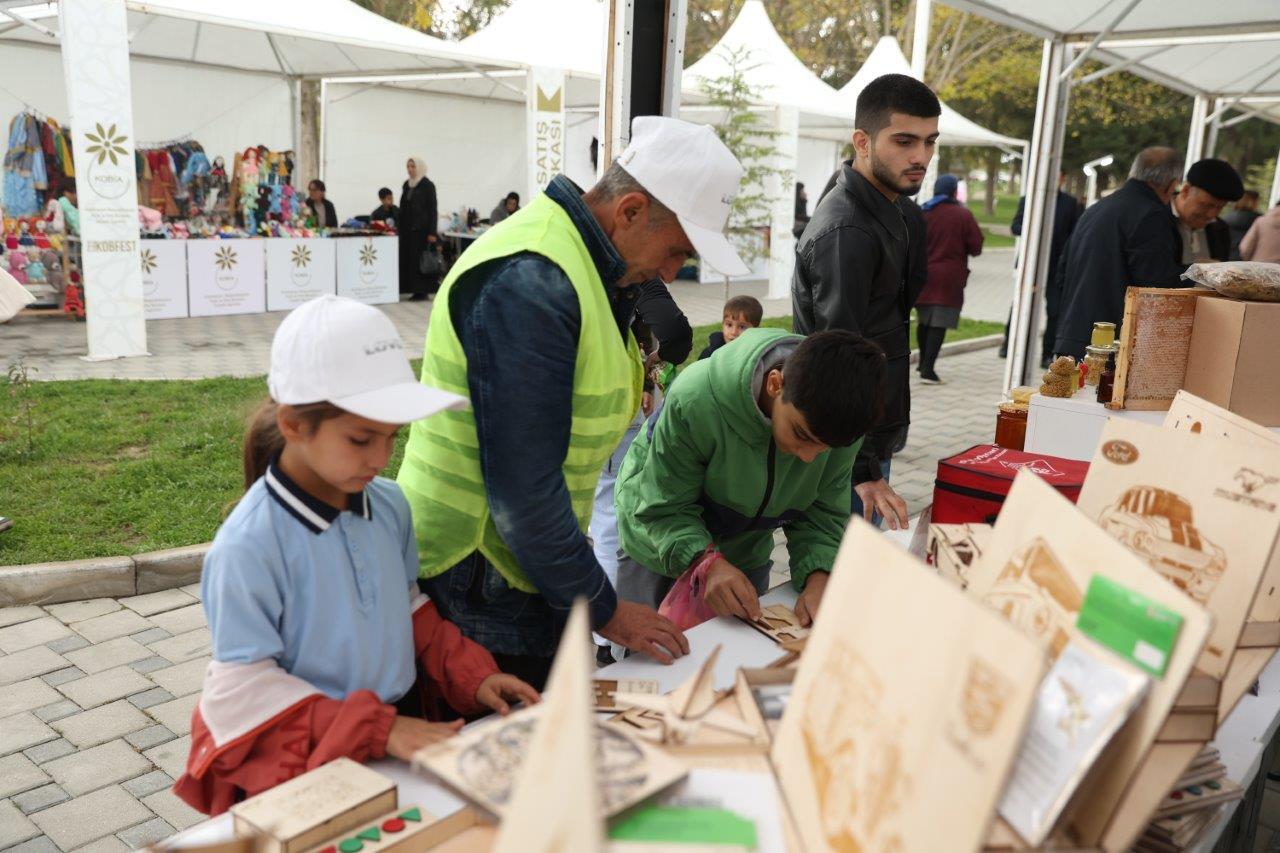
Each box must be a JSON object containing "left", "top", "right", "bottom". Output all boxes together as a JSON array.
[
  {"left": 241, "top": 398, "right": 347, "bottom": 492},
  {"left": 243, "top": 399, "right": 286, "bottom": 491}
]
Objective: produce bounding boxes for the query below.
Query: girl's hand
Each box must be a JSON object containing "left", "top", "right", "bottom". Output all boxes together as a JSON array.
[
  {"left": 475, "top": 673, "right": 540, "bottom": 715},
  {"left": 385, "top": 716, "right": 463, "bottom": 760}
]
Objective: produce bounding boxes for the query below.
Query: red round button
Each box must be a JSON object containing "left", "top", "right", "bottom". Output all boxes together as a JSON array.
[{"left": 381, "top": 819, "right": 406, "bottom": 834}]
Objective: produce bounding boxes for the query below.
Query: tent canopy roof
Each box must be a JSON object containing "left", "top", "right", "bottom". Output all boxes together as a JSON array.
[
  {"left": 839, "top": 37, "right": 1024, "bottom": 148},
  {"left": 683, "top": 0, "right": 851, "bottom": 127},
  {"left": 0, "top": 0, "right": 512, "bottom": 77},
  {"left": 459, "top": 0, "right": 604, "bottom": 78},
  {"left": 941, "top": 0, "right": 1280, "bottom": 126}
]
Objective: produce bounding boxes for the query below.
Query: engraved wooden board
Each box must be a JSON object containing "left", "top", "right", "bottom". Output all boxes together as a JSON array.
[
  {"left": 965, "top": 471, "right": 1211, "bottom": 850},
  {"left": 773, "top": 517, "right": 1045, "bottom": 853}
]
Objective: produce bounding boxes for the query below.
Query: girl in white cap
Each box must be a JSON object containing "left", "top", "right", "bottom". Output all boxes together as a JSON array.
[{"left": 174, "top": 295, "right": 538, "bottom": 815}]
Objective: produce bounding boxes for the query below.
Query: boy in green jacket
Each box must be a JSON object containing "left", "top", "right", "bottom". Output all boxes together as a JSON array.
[{"left": 614, "top": 327, "right": 886, "bottom": 627}]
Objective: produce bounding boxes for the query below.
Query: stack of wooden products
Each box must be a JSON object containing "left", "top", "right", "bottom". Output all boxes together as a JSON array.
[{"left": 207, "top": 389, "right": 1280, "bottom": 852}]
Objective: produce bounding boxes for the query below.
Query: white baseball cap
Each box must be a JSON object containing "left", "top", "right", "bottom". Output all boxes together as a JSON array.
[
  {"left": 268, "top": 295, "right": 467, "bottom": 424},
  {"left": 616, "top": 116, "right": 750, "bottom": 277}
]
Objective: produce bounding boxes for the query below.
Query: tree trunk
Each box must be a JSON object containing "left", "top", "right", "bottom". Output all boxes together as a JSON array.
[
  {"left": 984, "top": 149, "right": 1000, "bottom": 217},
  {"left": 296, "top": 78, "right": 322, "bottom": 189}
]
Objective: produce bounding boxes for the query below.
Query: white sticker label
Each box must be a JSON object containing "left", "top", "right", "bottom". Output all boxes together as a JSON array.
[{"left": 1133, "top": 640, "right": 1165, "bottom": 672}]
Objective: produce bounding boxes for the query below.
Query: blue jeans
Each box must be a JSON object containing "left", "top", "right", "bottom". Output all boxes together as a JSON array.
[
  {"left": 851, "top": 459, "right": 892, "bottom": 528},
  {"left": 589, "top": 411, "right": 645, "bottom": 645}
]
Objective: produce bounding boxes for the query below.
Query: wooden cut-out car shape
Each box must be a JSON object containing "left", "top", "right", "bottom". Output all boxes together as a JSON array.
[{"left": 1098, "top": 487, "right": 1226, "bottom": 604}]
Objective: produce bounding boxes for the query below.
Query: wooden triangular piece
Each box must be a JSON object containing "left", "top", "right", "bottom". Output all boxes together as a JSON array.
[
  {"left": 493, "top": 599, "right": 603, "bottom": 852},
  {"left": 668, "top": 644, "right": 721, "bottom": 718}
]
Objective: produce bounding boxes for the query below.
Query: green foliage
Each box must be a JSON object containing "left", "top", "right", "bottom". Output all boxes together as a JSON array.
[
  {"left": 5, "top": 358, "right": 37, "bottom": 457},
  {"left": 352, "top": 0, "right": 509, "bottom": 39},
  {"left": 696, "top": 46, "right": 789, "bottom": 264},
  {"left": 1246, "top": 158, "right": 1277, "bottom": 198}
]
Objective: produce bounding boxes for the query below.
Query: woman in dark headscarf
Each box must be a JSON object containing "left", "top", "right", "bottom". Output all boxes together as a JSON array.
[
  {"left": 398, "top": 156, "right": 439, "bottom": 301},
  {"left": 916, "top": 173, "right": 984, "bottom": 384}
]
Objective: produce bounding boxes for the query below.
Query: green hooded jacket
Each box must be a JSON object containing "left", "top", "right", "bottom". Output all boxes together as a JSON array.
[{"left": 615, "top": 327, "right": 858, "bottom": 591}]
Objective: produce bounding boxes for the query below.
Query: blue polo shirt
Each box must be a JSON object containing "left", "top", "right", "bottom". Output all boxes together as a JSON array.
[{"left": 201, "top": 460, "right": 418, "bottom": 703}]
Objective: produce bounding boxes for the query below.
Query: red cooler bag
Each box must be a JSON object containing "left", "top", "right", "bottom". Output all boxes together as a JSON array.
[{"left": 932, "top": 445, "right": 1090, "bottom": 524}]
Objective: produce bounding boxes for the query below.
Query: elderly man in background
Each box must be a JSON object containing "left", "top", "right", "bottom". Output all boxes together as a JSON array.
[
  {"left": 1053, "top": 147, "right": 1186, "bottom": 360},
  {"left": 1172, "top": 158, "right": 1243, "bottom": 264}
]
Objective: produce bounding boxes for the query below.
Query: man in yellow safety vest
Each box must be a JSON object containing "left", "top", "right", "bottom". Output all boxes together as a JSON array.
[{"left": 398, "top": 117, "right": 750, "bottom": 690}]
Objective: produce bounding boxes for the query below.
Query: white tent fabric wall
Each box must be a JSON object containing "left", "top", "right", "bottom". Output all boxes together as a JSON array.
[
  {"left": 322, "top": 84, "right": 524, "bottom": 227},
  {"left": 0, "top": 42, "right": 294, "bottom": 203},
  {"left": 796, "top": 136, "right": 844, "bottom": 209},
  {"left": 838, "top": 37, "right": 1024, "bottom": 149}
]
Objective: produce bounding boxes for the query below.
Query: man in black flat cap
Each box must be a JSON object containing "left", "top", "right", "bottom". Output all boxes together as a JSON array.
[
  {"left": 1053, "top": 147, "right": 1185, "bottom": 360},
  {"left": 1172, "top": 158, "right": 1244, "bottom": 265}
]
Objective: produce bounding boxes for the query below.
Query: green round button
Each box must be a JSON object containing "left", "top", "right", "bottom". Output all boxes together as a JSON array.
[{"left": 339, "top": 839, "right": 363, "bottom": 853}]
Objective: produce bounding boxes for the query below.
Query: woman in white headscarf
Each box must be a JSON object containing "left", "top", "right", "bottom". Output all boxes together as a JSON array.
[{"left": 399, "top": 156, "right": 440, "bottom": 301}]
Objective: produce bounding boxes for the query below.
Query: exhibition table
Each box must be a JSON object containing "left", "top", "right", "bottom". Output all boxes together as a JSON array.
[{"left": 162, "top": 524, "right": 1277, "bottom": 851}]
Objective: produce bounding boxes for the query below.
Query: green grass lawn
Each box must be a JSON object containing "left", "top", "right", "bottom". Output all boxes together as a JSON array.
[
  {"left": 1, "top": 314, "right": 1001, "bottom": 566},
  {"left": 980, "top": 227, "right": 1017, "bottom": 249},
  {"left": 967, "top": 194, "right": 1021, "bottom": 227}
]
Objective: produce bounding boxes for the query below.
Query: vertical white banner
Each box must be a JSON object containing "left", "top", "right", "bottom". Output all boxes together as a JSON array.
[
  {"left": 139, "top": 241, "right": 188, "bottom": 320},
  {"left": 528, "top": 66, "right": 566, "bottom": 201},
  {"left": 336, "top": 237, "right": 398, "bottom": 305},
  {"left": 60, "top": 0, "right": 147, "bottom": 359},
  {"left": 266, "top": 238, "right": 336, "bottom": 312}
]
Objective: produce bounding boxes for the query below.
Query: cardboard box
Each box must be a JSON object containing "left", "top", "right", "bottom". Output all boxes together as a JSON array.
[{"left": 1185, "top": 298, "right": 1280, "bottom": 426}]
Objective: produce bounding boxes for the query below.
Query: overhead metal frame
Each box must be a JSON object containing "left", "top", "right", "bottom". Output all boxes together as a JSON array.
[{"left": 938, "top": 0, "right": 1280, "bottom": 391}]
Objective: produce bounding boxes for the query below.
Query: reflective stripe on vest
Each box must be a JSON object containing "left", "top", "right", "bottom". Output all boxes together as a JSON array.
[{"left": 397, "top": 192, "right": 643, "bottom": 593}]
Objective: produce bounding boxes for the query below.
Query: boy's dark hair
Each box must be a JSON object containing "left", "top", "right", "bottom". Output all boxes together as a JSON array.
[
  {"left": 783, "top": 331, "right": 886, "bottom": 448},
  {"left": 724, "top": 295, "right": 763, "bottom": 326},
  {"left": 309, "top": 179, "right": 326, "bottom": 193},
  {"left": 855, "top": 73, "right": 941, "bottom": 139},
  {"left": 505, "top": 191, "right": 520, "bottom": 203},
  {"left": 378, "top": 187, "right": 393, "bottom": 200}
]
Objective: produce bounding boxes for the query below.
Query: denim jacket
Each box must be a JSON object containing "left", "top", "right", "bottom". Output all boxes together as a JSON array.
[{"left": 423, "top": 176, "right": 633, "bottom": 657}]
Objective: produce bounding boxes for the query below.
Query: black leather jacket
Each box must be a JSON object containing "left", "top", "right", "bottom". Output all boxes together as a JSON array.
[{"left": 793, "top": 162, "right": 926, "bottom": 483}]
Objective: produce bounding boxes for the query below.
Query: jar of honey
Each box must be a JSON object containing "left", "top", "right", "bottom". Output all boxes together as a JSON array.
[
  {"left": 1091, "top": 322, "right": 1117, "bottom": 348},
  {"left": 995, "top": 402, "right": 1028, "bottom": 450},
  {"left": 1082, "top": 345, "right": 1110, "bottom": 387}
]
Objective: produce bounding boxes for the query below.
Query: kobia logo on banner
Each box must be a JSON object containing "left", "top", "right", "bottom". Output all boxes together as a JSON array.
[{"left": 534, "top": 85, "right": 563, "bottom": 187}]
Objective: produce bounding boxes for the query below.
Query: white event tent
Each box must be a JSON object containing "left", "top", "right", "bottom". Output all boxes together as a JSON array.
[
  {"left": 931, "top": 0, "right": 1280, "bottom": 394},
  {"left": 322, "top": 0, "right": 855, "bottom": 293},
  {"left": 0, "top": 0, "right": 517, "bottom": 213},
  {"left": 839, "top": 36, "right": 1025, "bottom": 150}
]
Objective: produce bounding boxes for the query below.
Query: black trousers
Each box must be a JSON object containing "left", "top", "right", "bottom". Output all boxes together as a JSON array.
[{"left": 917, "top": 325, "right": 947, "bottom": 375}]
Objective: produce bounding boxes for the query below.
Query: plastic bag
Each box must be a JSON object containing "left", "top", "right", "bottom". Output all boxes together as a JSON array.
[
  {"left": 1182, "top": 261, "right": 1280, "bottom": 302},
  {"left": 657, "top": 550, "right": 720, "bottom": 631}
]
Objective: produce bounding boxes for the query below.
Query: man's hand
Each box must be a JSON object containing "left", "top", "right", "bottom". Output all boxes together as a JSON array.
[
  {"left": 794, "top": 571, "right": 829, "bottom": 627},
  {"left": 854, "top": 479, "right": 909, "bottom": 530},
  {"left": 475, "top": 673, "right": 540, "bottom": 716},
  {"left": 702, "top": 557, "right": 762, "bottom": 621},
  {"left": 385, "top": 716, "right": 463, "bottom": 760},
  {"left": 599, "top": 600, "right": 690, "bottom": 664},
  {"left": 641, "top": 391, "right": 655, "bottom": 417}
]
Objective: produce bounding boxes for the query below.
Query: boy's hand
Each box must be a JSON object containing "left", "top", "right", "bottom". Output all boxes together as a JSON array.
[
  {"left": 475, "top": 673, "right": 540, "bottom": 716},
  {"left": 703, "top": 558, "right": 762, "bottom": 621},
  {"left": 794, "top": 571, "right": 829, "bottom": 627},
  {"left": 854, "top": 479, "right": 910, "bottom": 530},
  {"left": 385, "top": 716, "right": 463, "bottom": 760},
  {"left": 642, "top": 391, "right": 654, "bottom": 416},
  {"left": 599, "top": 601, "right": 689, "bottom": 664}
]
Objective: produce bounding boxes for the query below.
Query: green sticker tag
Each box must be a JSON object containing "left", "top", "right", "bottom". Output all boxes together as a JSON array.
[
  {"left": 608, "top": 806, "right": 757, "bottom": 846},
  {"left": 1076, "top": 575, "right": 1183, "bottom": 677}
]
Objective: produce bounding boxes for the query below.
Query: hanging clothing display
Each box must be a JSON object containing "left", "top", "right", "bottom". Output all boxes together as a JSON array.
[{"left": 3, "top": 112, "right": 71, "bottom": 218}]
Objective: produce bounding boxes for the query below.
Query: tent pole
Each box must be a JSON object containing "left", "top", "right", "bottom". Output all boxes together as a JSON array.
[
  {"left": 1269, "top": 146, "right": 1280, "bottom": 209},
  {"left": 1007, "top": 38, "right": 1070, "bottom": 393},
  {"left": 910, "top": 0, "right": 932, "bottom": 78},
  {"left": 601, "top": 0, "right": 688, "bottom": 168},
  {"left": 1185, "top": 94, "right": 1209, "bottom": 167},
  {"left": 318, "top": 78, "right": 328, "bottom": 183},
  {"left": 769, "top": 105, "right": 799, "bottom": 301}
]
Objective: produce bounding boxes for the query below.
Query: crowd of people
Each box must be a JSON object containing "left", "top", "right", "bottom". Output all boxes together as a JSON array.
[{"left": 166, "top": 69, "right": 1277, "bottom": 816}]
